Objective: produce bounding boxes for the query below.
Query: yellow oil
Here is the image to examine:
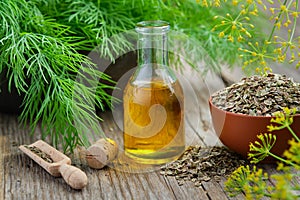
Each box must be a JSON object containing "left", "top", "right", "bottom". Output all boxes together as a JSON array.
[{"left": 123, "top": 80, "right": 185, "bottom": 164}]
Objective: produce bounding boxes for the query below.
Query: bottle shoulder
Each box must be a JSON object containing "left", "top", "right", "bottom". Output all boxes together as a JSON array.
[{"left": 130, "top": 64, "right": 177, "bottom": 86}]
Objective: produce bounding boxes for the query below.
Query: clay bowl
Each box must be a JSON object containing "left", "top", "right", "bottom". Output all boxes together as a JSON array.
[{"left": 209, "top": 97, "right": 300, "bottom": 162}]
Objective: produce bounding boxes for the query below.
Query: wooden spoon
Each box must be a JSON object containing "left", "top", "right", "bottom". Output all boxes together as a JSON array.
[{"left": 19, "top": 140, "right": 88, "bottom": 190}]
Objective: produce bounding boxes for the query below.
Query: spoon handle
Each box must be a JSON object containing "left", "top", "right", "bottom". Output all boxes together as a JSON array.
[{"left": 59, "top": 164, "right": 88, "bottom": 190}]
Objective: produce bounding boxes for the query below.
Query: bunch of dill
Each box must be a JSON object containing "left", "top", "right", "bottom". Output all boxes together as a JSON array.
[{"left": 0, "top": 0, "right": 259, "bottom": 152}]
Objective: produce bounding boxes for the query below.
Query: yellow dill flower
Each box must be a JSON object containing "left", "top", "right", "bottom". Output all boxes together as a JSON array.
[
  {"left": 277, "top": 162, "right": 285, "bottom": 171},
  {"left": 237, "top": 35, "right": 243, "bottom": 42},
  {"left": 283, "top": 107, "right": 291, "bottom": 115},
  {"left": 292, "top": 11, "right": 299, "bottom": 18},
  {"left": 275, "top": 22, "right": 281, "bottom": 29},
  {"left": 251, "top": 52, "right": 257, "bottom": 56},
  {"left": 289, "top": 53, "right": 295, "bottom": 63},
  {"left": 219, "top": 31, "right": 225, "bottom": 38},
  {"left": 291, "top": 44, "right": 296, "bottom": 49},
  {"left": 241, "top": 9, "right": 247, "bottom": 15},
  {"left": 232, "top": 0, "right": 238, "bottom": 6},
  {"left": 274, "top": 47, "right": 282, "bottom": 54},
  {"left": 280, "top": 5, "right": 287, "bottom": 12},
  {"left": 284, "top": 139, "right": 300, "bottom": 164},
  {"left": 249, "top": 24, "right": 255, "bottom": 28},
  {"left": 282, "top": 41, "right": 287, "bottom": 47},
  {"left": 271, "top": 115, "right": 285, "bottom": 124},
  {"left": 214, "top": 0, "right": 221, "bottom": 7},
  {"left": 283, "top": 150, "right": 293, "bottom": 160},
  {"left": 260, "top": 61, "right": 267, "bottom": 66},
  {"left": 270, "top": 173, "right": 297, "bottom": 199},
  {"left": 225, "top": 165, "right": 251, "bottom": 196},
  {"left": 263, "top": 66, "right": 271, "bottom": 72},
  {"left": 202, "top": 0, "right": 209, "bottom": 7},
  {"left": 231, "top": 24, "right": 237, "bottom": 30},
  {"left": 264, "top": 40, "right": 271, "bottom": 45},
  {"left": 283, "top": 22, "right": 289, "bottom": 27},
  {"left": 228, "top": 35, "right": 234, "bottom": 42},
  {"left": 249, "top": 9, "right": 258, "bottom": 16},
  {"left": 245, "top": 31, "right": 252, "bottom": 37},
  {"left": 244, "top": 16, "right": 250, "bottom": 21},
  {"left": 267, "top": 124, "right": 278, "bottom": 132},
  {"left": 278, "top": 54, "right": 286, "bottom": 62}
]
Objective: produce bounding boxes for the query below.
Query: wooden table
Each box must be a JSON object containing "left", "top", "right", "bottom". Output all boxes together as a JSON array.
[{"left": 0, "top": 66, "right": 299, "bottom": 199}]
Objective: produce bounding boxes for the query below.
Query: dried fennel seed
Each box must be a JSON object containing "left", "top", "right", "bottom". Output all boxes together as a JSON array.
[
  {"left": 160, "top": 146, "right": 247, "bottom": 187},
  {"left": 211, "top": 73, "right": 300, "bottom": 116},
  {"left": 24, "top": 145, "right": 54, "bottom": 163}
]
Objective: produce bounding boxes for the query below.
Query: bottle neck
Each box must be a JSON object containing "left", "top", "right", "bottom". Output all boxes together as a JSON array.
[
  {"left": 137, "top": 32, "right": 169, "bottom": 68},
  {"left": 132, "top": 21, "right": 176, "bottom": 87}
]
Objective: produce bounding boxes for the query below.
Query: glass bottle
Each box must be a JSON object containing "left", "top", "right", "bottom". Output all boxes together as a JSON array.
[{"left": 123, "top": 20, "right": 185, "bottom": 164}]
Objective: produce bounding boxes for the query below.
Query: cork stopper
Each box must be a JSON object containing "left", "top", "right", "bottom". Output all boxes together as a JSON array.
[{"left": 86, "top": 138, "right": 118, "bottom": 169}]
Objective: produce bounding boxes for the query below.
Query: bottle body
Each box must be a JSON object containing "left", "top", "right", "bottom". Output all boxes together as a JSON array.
[{"left": 123, "top": 21, "right": 185, "bottom": 164}]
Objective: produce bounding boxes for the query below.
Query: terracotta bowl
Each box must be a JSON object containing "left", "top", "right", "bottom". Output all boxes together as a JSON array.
[{"left": 209, "top": 97, "right": 300, "bottom": 162}]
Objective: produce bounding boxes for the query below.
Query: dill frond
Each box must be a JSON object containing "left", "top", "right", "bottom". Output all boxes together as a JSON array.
[{"left": 0, "top": 0, "right": 267, "bottom": 152}]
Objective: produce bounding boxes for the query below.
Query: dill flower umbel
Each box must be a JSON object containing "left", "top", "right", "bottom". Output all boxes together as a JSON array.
[
  {"left": 211, "top": 0, "right": 300, "bottom": 73},
  {"left": 248, "top": 133, "right": 277, "bottom": 163},
  {"left": 226, "top": 108, "right": 300, "bottom": 199},
  {"left": 225, "top": 165, "right": 269, "bottom": 199},
  {"left": 283, "top": 139, "right": 300, "bottom": 166}
]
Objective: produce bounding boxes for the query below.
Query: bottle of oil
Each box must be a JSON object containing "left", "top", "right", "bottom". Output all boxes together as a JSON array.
[{"left": 123, "top": 20, "right": 185, "bottom": 164}]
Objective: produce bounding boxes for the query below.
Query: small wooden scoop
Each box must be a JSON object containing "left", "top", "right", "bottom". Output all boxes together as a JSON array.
[{"left": 19, "top": 140, "right": 88, "bottom": 190}]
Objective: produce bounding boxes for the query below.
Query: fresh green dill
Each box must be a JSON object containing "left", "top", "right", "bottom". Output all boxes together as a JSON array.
[{"left": 0, "top": 0, "right": 266, "bottom": 152}]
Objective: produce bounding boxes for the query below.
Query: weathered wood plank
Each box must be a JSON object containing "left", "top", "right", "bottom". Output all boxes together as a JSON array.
[
  {"left": 1, "top": 66, "right": 293, "bottom": 200},
  {"left": 202, "top": 180, "right": 230, "bottom": 200},
  {"left": 98, "top": 110, "right": 209, "bottom": 200},
  {"left": 218, "top": 177, "right": 246, "bottom": 200},
  {"left": 0, "top": 70, "right": 229, "bottom": 200},
  {"left": 0, "top": 133, "right": 6, "bottom": 200},
  {"left": 178, "top": 68, "right": 225, "bottom": 147},
  {"left": 162, "top": 175, "right": 210, "bottom": 200}
]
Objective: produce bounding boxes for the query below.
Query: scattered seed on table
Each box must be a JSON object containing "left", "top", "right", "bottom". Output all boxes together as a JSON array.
[{"left": 160, "top": 146, "right": 247, "bottom": 187}]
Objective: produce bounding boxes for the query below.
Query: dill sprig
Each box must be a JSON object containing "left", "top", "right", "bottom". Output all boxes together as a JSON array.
[{"left": 0, "top": 0, "right": 114, "bottom": 152}]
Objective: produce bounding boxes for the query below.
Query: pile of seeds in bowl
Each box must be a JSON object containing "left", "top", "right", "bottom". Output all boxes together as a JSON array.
[
  {"left": 160, "top": 146, "right": 247, "bottom": 187},
  {"left": 211, "top": 73, "right": 300, "bottom": 116}
]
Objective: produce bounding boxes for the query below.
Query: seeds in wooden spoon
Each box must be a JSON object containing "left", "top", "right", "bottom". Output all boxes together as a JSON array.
[{"left": 24, "top": 145, "right": 54, "bottom": 163}]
